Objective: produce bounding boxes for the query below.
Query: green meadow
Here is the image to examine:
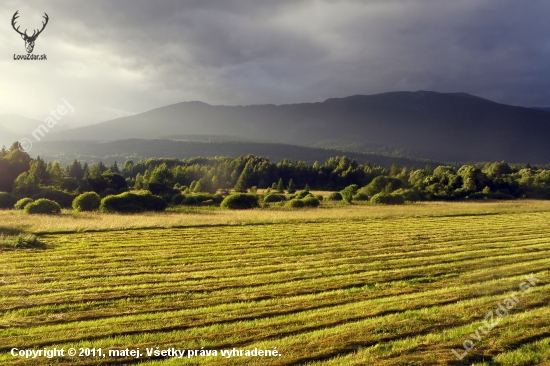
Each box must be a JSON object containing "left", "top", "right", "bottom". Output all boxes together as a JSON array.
[{"left": 1, "top": 201, "right": 549, "bottom": 365}]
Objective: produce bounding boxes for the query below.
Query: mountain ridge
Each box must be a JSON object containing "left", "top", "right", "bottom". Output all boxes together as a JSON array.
[{"left": 30, "top": 91, "right": 550, "bottom": 163}]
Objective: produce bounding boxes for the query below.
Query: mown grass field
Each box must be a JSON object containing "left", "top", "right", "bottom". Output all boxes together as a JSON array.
[{"left": 1, "top": 201, "right": 549, "bottom": 365}]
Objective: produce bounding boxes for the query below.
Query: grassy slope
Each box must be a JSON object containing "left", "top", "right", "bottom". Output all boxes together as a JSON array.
[{"left": 0, "top": 201, "right": 549, "bottom": 365}]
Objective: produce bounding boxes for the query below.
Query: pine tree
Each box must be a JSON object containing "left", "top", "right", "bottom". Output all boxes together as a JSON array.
[
  {"left": 234, "top": 170, "right": 249, "bottom": 193},
  {"left": 234, "top": 161, "right": 252, "bottom": 193},
  {"left": 97, "top": 161, "right": 108, "bottom": 173},
  {"left": 276, "top": 178, "right": 284, "bottom": 193},
  {"left": 194, "top": 179, "right": 203, "bottom": 193},
  {"left": 66, "top": 159, "right": 85, "bottom": 180},
  {"left": 287, "top": 178, "right": 296, "bottom": 194},
  {"left": 110, "top": 161, "right": 120, "bottom": 174},
  {"left": 48, "top": 162, "right": 65, "bottom": 189}
]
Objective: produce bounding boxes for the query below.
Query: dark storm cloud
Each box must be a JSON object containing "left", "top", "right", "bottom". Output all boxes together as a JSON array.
[{"left": 2, "top": 0, "right": 550, "bottom": 124}]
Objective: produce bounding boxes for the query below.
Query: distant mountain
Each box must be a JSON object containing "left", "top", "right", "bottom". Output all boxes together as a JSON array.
[
  {"left": 29, "top": 139, "right": 437, "bottom": 169},
  {"left": 0, "top": 125, "right": 17, "bottom": 148},
  {"left": 0, "top": 114, "right": 43, "bottom": 135},
  {"left": 49, "top": 91, "right": 550, "bottom": 163},
  {"left": 531, "top": 107, "right": 550, "bottom": 112},
  {"left": 0, "top": 114, "right": 47, "bottom": 148}
]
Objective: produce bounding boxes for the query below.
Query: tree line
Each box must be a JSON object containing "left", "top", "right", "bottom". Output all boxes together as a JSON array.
[{"left": 1, "top": 141, "right": 550, "bottom": 209}]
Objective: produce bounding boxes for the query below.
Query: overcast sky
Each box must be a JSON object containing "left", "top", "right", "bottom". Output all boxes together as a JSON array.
[{"left": 1, "top": 0, "right": 550, "bottom": 126}]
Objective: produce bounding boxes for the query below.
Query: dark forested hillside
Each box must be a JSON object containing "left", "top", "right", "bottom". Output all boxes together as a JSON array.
[
  {"left": 48, "top": 91, "right": 550, "bottom": 163},
  {"left": 28, "top": 139, "right": 436, "bottom": 168}
]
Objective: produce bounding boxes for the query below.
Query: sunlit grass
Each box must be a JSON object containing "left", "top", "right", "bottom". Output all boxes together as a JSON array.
[
  {"left": 0, "top": 201, "right": 549, "bottom": 365},
  {"left": 0, "top": 199, "right": 549, "bottom": 234}
]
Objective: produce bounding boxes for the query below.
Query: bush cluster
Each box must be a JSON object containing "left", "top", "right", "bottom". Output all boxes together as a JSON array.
[
  {"left": 285, "top": 196, "right": 320, "bottom": 208},
  {"left": 14, "top": 198, "right": 34, "bottom": 210},
  {"left": 100, "top": 191, "right": 167, "bottom": 213},
  {"left": 220, "top": 193, "right": 259, "bottom": 209},
  {"left": 302, "top": 196, "right": 321, "bottom": 207},
  {"left": 24, "top": 199, "right": 62, "bottom": 214},
  {"left": 172, "top": 193, "right": 223, "bottom": 205},
  {"left": 370, "top": 192, "right": 405, "bottom": 205},
  {"left": 352, "top": 192, "right": 369, "bottom": 201},
  {"left": 263, "top": 194, "right": 287, "bottom": 203},
  {"left": 327, "top": 192, "right": 343, "bottom": 201},
  {"left": 73, "top": 192, "right": 101, "bottom": 212}
]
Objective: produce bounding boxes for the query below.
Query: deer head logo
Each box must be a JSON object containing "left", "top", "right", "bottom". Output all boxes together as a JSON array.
[{"left": 12, "top": 11, "right": 49, "bottom": 54}]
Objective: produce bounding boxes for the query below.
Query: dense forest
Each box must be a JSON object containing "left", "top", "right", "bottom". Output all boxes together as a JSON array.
[{"left": 1, "top": 141, "right": 550, "bottom": 210}]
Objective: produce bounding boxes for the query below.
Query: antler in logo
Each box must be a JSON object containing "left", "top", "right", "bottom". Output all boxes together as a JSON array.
[{"left": 12, "top": 10, "right": 49, "bottom": 54}]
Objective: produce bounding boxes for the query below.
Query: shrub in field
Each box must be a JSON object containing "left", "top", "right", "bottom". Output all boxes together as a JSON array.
[
  {"left": 389, "top": 194, "right": 405, "bottom": 204},
  {"left": 0, "top": 192, "right": 17, "bottom": 209},
  {"left": 220, "top": 193, "right": 259, "bottom": 209},
  {"left": 100, "top": 191, "right": 167, "bottom": 213},
  {"left": 24, "top": 199, "right": 62, "bottom": 214},
  {"left": 327, "top": 192, "right": 343, "bottom": 201},
  {"left": 392, "top": 188, "right": 421, "bottom": 202},
  {"left": 193, "top": 193, "right": 224, "bottom": 203},
  {"left": 101, "top": 194, "right": 139, "bottom": 213},
  {"left": 370, "top": 192, "right": 405, "bottom": 205},
  {"left": 31, "top": 189, "right": 75, "bottom": 208},
  {"left": 361, "top": 176, "right": 403, "bottom": 197},
  {"left": 294, "top": 190, "right": 311, "bottom": 199},
  {"left": 263, "top": 194, "right": 287, "bottom": 203},
  {"left": 173, "top": 193, "right": 222, "bottom": 205},
  {"left": 182, "top": 195, "right": 200, "bottom": 205},
  {"left": 340, "top": 184, "right": 359, "bottom": 203},
  {"left": 352, "top": 192, "right": 369, "bottom": 201},
  {"left": 315, "top": 194, "right": 324, "bottom": 201},
  {"left": 72, "top": 192, "right": 101, "bottom": 212},
  {"left": 370, "top": 193, "right": 391, "bottom": 204},
  {"left": 302, "top": 196, "right": 320, "bottom": 207},
  {"left": 14, "top": 198, "right": 34, "bottom": 210},
  {"left": 285, "top": 199, "right": 305, "bottom": 208},
  {"left": 172, "top": 193, "right": 185, "bottom": 205},
  {"left": 139, "top": 192, "right": 168, "bottom": 211}
]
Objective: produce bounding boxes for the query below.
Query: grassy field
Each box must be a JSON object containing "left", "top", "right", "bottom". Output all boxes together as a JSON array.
[{"left": 1, "top": 201, "right": 549, "bottom": 365}]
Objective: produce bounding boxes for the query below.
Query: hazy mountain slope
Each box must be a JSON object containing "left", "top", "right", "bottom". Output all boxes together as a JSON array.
[
  {"left": 30, "top": 139, "right": 437, "bottom": 168},
  {"left": 0, "top": 125, "right": 17, "bottom": 148},
  {"left": 50, "top": 91, "right": 550, "bottom": 163},
  {"left": 0, "top": 114, "right": 43, "bottom": 135}
]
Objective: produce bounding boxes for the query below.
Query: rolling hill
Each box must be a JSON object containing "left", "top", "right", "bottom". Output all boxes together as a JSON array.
[{"left": 48, "top": 91, "right": 550, "bottom": 163}]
